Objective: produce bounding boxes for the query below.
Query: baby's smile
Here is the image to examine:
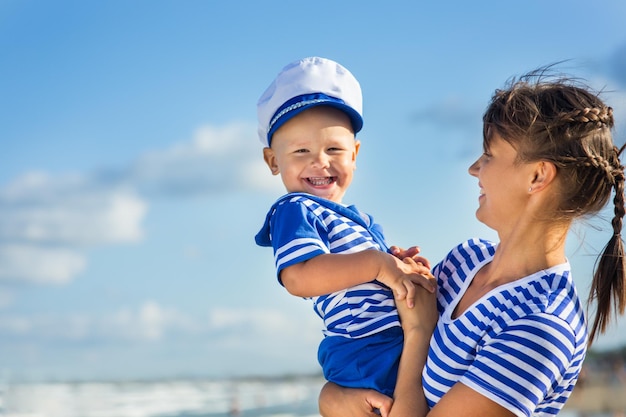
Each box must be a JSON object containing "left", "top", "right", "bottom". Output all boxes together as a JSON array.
[{"left": 307, "top": 177, "right": 336, "bottom": 186}]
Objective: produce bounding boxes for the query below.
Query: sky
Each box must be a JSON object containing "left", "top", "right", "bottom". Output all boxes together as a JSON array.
[{"left": 1, "top": 0, "right": 626, "bottom": 382}]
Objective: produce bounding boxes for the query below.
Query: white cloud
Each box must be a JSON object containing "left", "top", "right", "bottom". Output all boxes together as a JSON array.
[
  {"left": 0, "top": 171, "right": 147, "bottom": 285},
  {"left": 208, "top": 306, "right": 321, "bottom": 342},
  {"left": 0, "top": 244, "right": 86, "bottom": 285},
  {"left": 0, "top": 172, "right": 146, "bottom": 245},
  {"left": 241, "top": 158, "right": 284, "bottom": 192},
  {"left": 0, "top": 301, "right": 196, "bottom": 342},
  {"left": 209, "top": 307, "right": 292, "bottom": 330},
  {"left": 131, "top": 122, "right": 280, "bottom": 196},
  {"left": 0, "top": 289, "right": 14, "bottom": 308},
  {"left": 0, "top": 303, "right": 323, "bottom": 380},
  {"left": 0, "top": 303, "right": 321, "bottom": 347},
  {"left": 0, "top": 122, "right": 277, "bottom": 286},
  {"left": 0, "top": 315, "right": 32, "bottom": 335},
  {"left": 94, "top": 301, "right": 198, "bottom": 342}
]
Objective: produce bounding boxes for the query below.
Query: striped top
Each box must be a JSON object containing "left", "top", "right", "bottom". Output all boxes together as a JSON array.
[
  {"left": 255, "top": 193, "right": 400, "bottom": 338},
  {"left": 423, "top": 238, "right": 587, "bottom": 417}
]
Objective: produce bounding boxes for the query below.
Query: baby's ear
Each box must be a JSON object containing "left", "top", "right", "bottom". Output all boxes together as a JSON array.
[
  {"left": 263, "top": 148, "right": 280, "bottom": 175},
  {"left": 353, "top": 140, "right": 361, "bottom": 161}
]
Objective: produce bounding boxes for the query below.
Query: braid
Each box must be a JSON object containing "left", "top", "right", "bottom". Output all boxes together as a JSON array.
[
  {"left": 559, "top": 106, "right": 614, "bottom": 128},
  {"left": 611, "top": 171, "right": 625, "bottom": 235},
  {"left": 483, "top": 71, "right": 626, "bottom": 345},
  {"left": 610, "top": 145, "right": 626, "bottom": 229},
  {"left": 588, "top": 144, "right": 626, "bottom": 344},
  {"left": 553, "top": 154, "right": 618, "bottom": 186},
  {"left": 596, "top": 155, "right": 619, "bottom": 185}
]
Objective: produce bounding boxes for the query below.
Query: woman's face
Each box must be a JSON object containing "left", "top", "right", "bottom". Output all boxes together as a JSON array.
[{"left": 468, "top": 132, "right": 535, "bottom": 231}]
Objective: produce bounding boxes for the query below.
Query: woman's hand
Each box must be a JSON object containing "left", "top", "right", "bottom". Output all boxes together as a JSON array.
[
  {"left": 376, "top": 253, "right": 435, "bottom": 309},
  {"left": 395, "top": 273, "right": 438, "bottom": 336},
  {"left": 389, "top": 245, "right": 432, "bottom": 271},
  {"left": 319, "top": 382, "right": 393, "bottom": 417}
]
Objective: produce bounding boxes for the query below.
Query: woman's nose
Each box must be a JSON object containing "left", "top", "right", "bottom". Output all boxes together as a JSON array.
[{"left": 468, "top": 158, "right": 480, "bottom": 176}]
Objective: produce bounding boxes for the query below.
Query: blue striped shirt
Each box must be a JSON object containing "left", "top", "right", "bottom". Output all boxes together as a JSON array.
[
  {"left": 423, "top": 238, "right": 587, "bottom": 416},
  {"left": 255, "top": 193, "right": 400, "bottom": 338}
]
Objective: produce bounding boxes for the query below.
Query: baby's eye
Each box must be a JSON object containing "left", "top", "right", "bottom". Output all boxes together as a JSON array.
[{"left": 294, "top": 148, "right": 309, "bottom": 153}]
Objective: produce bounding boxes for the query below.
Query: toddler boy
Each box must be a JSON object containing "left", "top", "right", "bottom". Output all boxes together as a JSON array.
[{"left": 255, "top": 57, "right": 432, "bottom": 397}]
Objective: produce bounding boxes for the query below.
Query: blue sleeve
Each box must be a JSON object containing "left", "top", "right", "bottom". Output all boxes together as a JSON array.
[{"left": 269, "top": 200, "right": 329, "bottom": 283}]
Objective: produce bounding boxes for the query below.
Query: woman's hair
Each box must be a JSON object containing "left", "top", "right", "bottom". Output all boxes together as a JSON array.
[{"left": 483, "top": 67, "right": 625, "bottom": 345}]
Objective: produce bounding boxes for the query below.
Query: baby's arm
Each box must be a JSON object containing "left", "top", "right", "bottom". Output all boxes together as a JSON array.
[{"left": 281, "top": 250, "right": 434, "bottom": 305}]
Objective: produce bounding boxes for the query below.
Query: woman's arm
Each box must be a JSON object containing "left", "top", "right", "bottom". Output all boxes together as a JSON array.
[
  {"left": 318, "top": 283, "right": 517, "bottom": 417},
  {"left": 386, "top": 279, "right": 437, "bottom": 417},
  {"left": 427, "top": 384, "right": 516, "bottom": 417},
  {"left": 318, "top": 282, "right": 437, "bottom": 417},
  {"left": 386, "top": 284, "right": 517, "bottom": 417}
]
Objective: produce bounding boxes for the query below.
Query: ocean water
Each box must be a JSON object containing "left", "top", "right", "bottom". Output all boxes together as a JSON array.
[
  {"left": 0, "top": 376, "right": 617, "bottom": 417},
  {"left": 0, "top": 376, "right": 324, "bottom": 417}
]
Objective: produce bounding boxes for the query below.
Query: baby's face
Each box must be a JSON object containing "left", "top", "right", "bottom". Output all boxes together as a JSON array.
[{"left": 263, "top": 106, "right": 359, "bottom": 203}]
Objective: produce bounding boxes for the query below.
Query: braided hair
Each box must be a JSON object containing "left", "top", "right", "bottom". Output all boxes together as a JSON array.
[{"left": 483, "top": 69, "right": 625, "bottom": 345}]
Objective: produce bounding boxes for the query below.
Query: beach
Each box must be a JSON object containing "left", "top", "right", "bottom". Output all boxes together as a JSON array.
[
  {"left": 0, "top": 375, "right": 325, "bottom": 417},
  {"left": 563, "top": 380, "right": 626, "bottom": 416},
  {"left": 1, "top": 373, "right": 624, "bottom": 417}
]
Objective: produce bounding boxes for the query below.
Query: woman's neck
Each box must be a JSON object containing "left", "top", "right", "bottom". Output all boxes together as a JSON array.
[{"left": 488, "top": 220, "right": 569, "bottom": 286}]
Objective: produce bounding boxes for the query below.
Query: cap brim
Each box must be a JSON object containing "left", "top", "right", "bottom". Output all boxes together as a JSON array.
[{"left": 267, "top": 99, "right": 363, "bottom": 146}]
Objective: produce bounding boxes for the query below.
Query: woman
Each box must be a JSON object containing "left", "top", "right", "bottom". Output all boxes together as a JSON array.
[{"left": 319, "top": 70, "right": 626, "bottom": 417}]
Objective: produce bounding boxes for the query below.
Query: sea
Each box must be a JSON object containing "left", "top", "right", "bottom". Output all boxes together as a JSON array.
[
  {"left": 0, "top": 375, "right": 324, "bottom": 417},
  {"left": 0, "top": 375, "right": 616, "bottom": 417}
]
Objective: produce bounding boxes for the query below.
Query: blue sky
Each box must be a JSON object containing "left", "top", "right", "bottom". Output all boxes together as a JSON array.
[{"left": 2, "top": 0, "right": 626, "bottom": 381}]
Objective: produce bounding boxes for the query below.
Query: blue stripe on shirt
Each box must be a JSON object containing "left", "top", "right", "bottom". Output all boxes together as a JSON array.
[
  {"left": 423, "top": 238, "right": 587, "bottom": 416},
  {"left": 257, "top": 194, "right": 400, "bottom": 339}
]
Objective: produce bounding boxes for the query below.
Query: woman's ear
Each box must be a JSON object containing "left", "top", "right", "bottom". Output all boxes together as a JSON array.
[
  {"left": 263, "top": 148, "right": 280, "bottom": 175},
  {"left": 529, "top": 161, "right": 557, "bottom": 192}
]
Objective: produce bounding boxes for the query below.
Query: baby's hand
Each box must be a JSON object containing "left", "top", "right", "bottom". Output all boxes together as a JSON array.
[
  {"left": 377, "top": 253, "right": 435, "bottom": 309},
  {"left": 389, "top": 245, "right": 432, "bottom": 270}
]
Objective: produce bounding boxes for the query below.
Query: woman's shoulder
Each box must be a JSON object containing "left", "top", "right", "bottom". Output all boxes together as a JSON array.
[
  {"left": 433, "top": 238, "right": 496, "bottom": 297},
  {"left": 442, "top": 238, "right": 497, "bottom": 267}
]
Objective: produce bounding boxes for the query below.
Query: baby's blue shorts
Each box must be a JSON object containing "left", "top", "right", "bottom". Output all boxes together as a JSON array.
[{"left": 318, "top": 326, "right": 403, "bottom": 397}]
